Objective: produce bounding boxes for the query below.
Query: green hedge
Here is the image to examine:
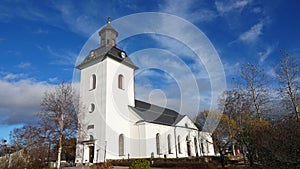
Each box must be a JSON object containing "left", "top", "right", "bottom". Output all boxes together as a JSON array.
[{"left": 129, "top": 159, "right": 150, "bottom": 169}]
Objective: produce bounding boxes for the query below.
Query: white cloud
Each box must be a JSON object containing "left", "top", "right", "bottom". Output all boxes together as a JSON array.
[
  {"left": 223, "top": 61, "right": 241, "bottom": 76},
  {"left": 16, "top": 62, "right": 31, "bottom": 69},
  {"left": 161, "top": 0, "right": 217, "bottom": 23},
  {"left": 48, "top": 77, "right": 59, "bottom": 83},
  {"left": 252, "top": 6, "right": 263, "bottom": 14},
  {"left": 46, "top": 45, "right": 77, "bottom": 65},
  {"left": 0, "top": 1, "right": 54, "bottom": 24},
  {"left": 131, "top": 48, "right": 211, "bottom": 116},
  {"left": 266, "top": 66, "right": 276, "bottom": 78},
  {"left": 0, "top": 74, "right": 54, "bottom": 125},
  {"left": 239, "top": 21, "right": 264, "bottom": 43},
  {"left": 33, "top": 28, "right": 49, "bottom": 34},
  {"left": 1, "top": 72, "right": 27, "bottom": 81},
  {"left": 215, "top": 0, "right": 250, "bottom": 14},
  {"left": 258, "top": 46, "right": 273, "bottom": 64},
  {"left": 51, "top": 2, "right": 102, "bottom": 37}
]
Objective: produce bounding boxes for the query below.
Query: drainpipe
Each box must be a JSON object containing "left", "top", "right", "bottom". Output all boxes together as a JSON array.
[
  {"left": 104, "top": 141, "right": 107, "bottom": 163},
  {"left": 174, "top": 126, "right": 178, "bottom": 158},
  {"left": 82, "top": 143, "right": 84, "bottom": 164},
  {"left": 96, "top": 149, "right": 100, "bottom": 163},
  {"left": 138, "top": 124, "right": 141, "bottom": 156}
]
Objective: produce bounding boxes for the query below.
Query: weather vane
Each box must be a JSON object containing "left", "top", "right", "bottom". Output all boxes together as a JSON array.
[{"left": 107, "top": 16, "right": 111, "bottom": 24}]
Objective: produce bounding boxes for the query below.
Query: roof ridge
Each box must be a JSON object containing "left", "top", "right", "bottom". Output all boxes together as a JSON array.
[{"left": 135, "top": 99, "right": 180, "bottom": 114}]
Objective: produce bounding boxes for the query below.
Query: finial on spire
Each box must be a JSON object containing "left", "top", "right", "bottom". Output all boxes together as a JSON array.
[{"left": 107, "top": 16, "right": 111, "bottom": 24}]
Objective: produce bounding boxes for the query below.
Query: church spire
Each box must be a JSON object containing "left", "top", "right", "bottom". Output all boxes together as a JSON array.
[{"left": 99, "top": 16, "right": 118, "bottom": 48}]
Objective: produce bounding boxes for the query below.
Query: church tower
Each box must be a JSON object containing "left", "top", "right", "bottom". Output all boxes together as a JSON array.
[{"left": 75, "top": 18, "right": 138, "bottom": 164}]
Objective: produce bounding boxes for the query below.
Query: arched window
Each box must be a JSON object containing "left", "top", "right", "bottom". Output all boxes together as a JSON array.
[
  {"left": 194, "top": 137, "right": 198, "bottom": 157},
  {"left": 90, "top": 135, "right": 94, "bottom": 141},
  {"left": 185, "top": 123, "right": 188, "bottom": 128},
  {"left": 186, "top": 136, "right": 191, "bottom": 156},
  {"left": 178, "top": 135, "right": 182, "bottom": 154},
  {"left": 156, "top": 133, "right": 161, "bottom": 155},
  {"left": 112, "top": 39, "right": 116, "bottom": 46},
  {"left": 206, "top": 141, "right": 210, "bottom": 153},
  {"left": 90, "top": 74, "right": 96, "bottom": 90},
  {"left": 167, "top": 134, "right": 172, "bottom": 154},
  {"left": 201, "top": 141, "right": 205, "bottom": 154},
  {"left": 119, "top": 134, "right": 124, "bottom": 156},
  {"left": 118, "top": 74, "right": 124, "bottom": 89}
]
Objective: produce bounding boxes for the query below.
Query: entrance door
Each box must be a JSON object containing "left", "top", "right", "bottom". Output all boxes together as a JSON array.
[{"left": 89, "top": 146, "right": 94, "bottom": 163}]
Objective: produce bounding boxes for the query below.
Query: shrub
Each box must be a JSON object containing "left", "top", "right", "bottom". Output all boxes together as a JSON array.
[
  {"left": 129, "top": 159, "right": 150, "bottom": 169},
  {"left": 90, "top": 162, "right": 113, "bottom": 169}
]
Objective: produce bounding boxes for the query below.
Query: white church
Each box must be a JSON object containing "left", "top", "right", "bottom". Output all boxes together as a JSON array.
[{"left": 75, "top": 19, "right": 214, "bottom": 164}]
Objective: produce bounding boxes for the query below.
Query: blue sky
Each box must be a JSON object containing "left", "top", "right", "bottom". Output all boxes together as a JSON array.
[{"left": 1, "top": 0, "right": 300, "bottom": 141}]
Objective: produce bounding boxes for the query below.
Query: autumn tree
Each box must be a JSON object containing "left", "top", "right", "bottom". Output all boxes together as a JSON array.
[
  {"left": 195, "top": 110, "right": 236, "bottom": 168},
  {"left": 236, "top": 119, "right": 270, "bottom": 167},
  {"left": 240, "top": 63, "right": 269, "bottom": 121},
  {"left": 255, "top": 118, "right": 300, "bottom": 168},
  {"left": 214, "top": 113, "right": 237, "bottom": 168},
  {"left": 38, "top": 83, "right": 78, "bottom": 169},
  {"left": 276, "top": 50, "right": 300, "bottom": 121}
]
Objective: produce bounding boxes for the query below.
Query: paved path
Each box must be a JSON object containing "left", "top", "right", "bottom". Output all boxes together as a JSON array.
[{"left": 62, "top": 166, "right": 166, "bottom": 169}]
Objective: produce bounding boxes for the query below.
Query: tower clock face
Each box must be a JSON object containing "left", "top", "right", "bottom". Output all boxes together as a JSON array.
[{"left": 120, "top": 52, "right": 126, "bottom": 58}]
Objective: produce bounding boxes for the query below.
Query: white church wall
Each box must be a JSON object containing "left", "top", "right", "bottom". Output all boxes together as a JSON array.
[
  {"left": 129, "top": 122, "right": 147, "bottom": 158},
  {"left": 143, "top": 122, "right": 176, "bottom": 158},
  {"left": 176, "top": 116, "right": 198, "bottom": 129},
  {"left": 76, "top": 60, "right": 108, "bottom": 164},
  {"left": 179, "top": 127, "right": 201, "bottom": 157},
  {"left": 175, "top": 116, "right": 201, "bottom": 157},
  {"left": 199, "top": 132, "right": 215, "bottom": 156},
  {"left": 104, "top": 57, "right": 135, "bottom": 160},
  {"left": 128, "top": 108, "right": 146, "bottom": 158}
]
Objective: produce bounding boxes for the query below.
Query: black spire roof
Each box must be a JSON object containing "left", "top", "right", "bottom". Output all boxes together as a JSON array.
[
  {"left": 76, "top": 46, "right": 138, "bottom": 70},
  {"left": 76, "top": 18, "right": 137, "bottom": 70}
]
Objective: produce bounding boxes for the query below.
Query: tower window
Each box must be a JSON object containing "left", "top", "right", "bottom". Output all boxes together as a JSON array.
[
  {"left": 87, "top": 125, "right": 94, "bottom": 130},
  {"left": 89, "top": 104, "right": 95, "bottom": 113},
  {"left": 112, "top": 39, "right": 116, "bottom": 46},
  {"left": 90, "top": 74, "right": 96, "bottom": 90},
  {"left": 118, "top": 74, "right": 124, "bottom": 89},
  {"left": 119, "top": 134, "right": 124, "bottom": 156}
]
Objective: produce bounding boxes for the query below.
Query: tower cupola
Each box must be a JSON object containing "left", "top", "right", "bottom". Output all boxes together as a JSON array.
[{"left": 99, "top": 16, "right": 118, "bottom": 48}]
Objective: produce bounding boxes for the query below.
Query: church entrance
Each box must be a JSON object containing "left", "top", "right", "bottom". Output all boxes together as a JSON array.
[{"left": 89, "top": 146, "right": 94, "bottom": 163}]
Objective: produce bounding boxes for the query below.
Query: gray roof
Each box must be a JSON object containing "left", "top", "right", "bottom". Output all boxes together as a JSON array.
[
  {"left": 130, "top": 100, "right": 185, "bottom": 126},
  {"left": 76, "top": 46, "right": 138, "bottom": 70},
  {"left": 99, "top": 23, "right": 118, "bottom": 36}
]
